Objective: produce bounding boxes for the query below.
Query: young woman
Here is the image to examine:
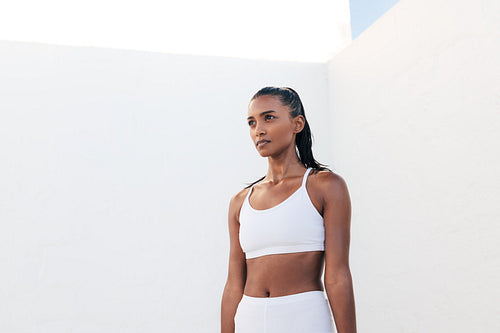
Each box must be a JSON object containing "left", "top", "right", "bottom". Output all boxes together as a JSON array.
[{"left": 221, "top": 87, "right": 356, "bottom": 333}]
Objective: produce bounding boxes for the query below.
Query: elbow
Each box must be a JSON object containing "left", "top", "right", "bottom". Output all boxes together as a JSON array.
[
  {"left": 223, "top": 284, "right": 245, "bottom": 297},
  {"left": 223, "top": 277, "right": 246, "bottom": 297},
  {"left": 324, "top": 277, "right": 353, "bottom": 292},
  {"left": 324, "top": 266, "right": 353, "bottom": 289}
]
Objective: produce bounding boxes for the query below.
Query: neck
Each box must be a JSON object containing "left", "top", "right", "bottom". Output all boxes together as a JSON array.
[{"left": 265, "top": 159, "right": 305, "bottom": 185}]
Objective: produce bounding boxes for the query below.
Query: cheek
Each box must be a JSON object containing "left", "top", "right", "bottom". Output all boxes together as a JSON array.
[{"left": 274, "top": 124, "right": 295, "bottom": 141}]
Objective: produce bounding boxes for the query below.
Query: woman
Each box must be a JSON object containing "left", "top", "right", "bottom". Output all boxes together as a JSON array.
[{"left": 221, "top": 87, "right": 356, "bottom": 333}]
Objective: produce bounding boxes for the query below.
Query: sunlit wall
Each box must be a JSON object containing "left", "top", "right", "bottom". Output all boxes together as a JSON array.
[
  {"left": 327, "top": 0, "right": 500, "bottom": 331},
  {"left": 0, "top": 41, "right": 331, "bottom": 332}
]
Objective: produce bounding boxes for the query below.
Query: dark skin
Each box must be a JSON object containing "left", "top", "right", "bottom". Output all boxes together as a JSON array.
[{"left": 221, "top": 95, "right": 356, "bottom": 333}]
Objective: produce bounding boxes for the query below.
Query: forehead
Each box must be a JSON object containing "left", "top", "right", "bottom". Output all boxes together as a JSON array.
[{"left": 248, "top": 95, "right": 288, "bottom": 117}]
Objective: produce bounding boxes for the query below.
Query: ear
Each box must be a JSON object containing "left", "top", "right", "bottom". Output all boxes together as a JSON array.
[{"left": 294, "top": 115, "right": 306, "bottom": 134}]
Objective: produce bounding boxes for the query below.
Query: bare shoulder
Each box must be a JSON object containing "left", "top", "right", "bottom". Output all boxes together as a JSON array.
[
  {"left": 309, "top": 169, "right": 350, "bottom": 204},
  {"left": 228, "top": 186, "right": 251, "bottom": 223}
]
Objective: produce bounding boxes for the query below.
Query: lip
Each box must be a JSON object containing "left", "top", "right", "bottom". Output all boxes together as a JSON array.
[{"left": 256, "top": 140, "right": 270, "bottom": 147}]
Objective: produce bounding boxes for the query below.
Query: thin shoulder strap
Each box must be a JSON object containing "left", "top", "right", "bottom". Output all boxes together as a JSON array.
[
  {"left": 301, "top": 167, "right": 312, "bottom": 187},
  {"left": 245, "top": 177, "right": 263, "bottom": 201},
  {"left": 245, "top": 184, "right": 254, "bottom": 201}
]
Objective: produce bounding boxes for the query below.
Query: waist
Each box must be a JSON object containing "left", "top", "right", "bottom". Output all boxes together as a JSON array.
[
  {"left": 244, "top": 251, "right": 324, "bottom": 297},
  {"left": 241, "top": 290, "right": 326, "bottom": 304}
]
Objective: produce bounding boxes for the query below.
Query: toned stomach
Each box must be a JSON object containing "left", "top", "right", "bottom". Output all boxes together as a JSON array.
[{"left": 243, "top": 250, "right": 325, "bottom": 298}]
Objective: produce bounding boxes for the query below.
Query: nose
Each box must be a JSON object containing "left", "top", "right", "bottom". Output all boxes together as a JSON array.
[{"left": 255, "top": 123, "right": 266, "bottom": 136}]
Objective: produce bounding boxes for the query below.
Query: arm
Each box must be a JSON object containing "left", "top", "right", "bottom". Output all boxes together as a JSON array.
[
  {"left": 321, "top": 173, "right": 357, "bottom": 333},
  {"left": 221, "top": 192, "right": 247, "bottom": 333}
]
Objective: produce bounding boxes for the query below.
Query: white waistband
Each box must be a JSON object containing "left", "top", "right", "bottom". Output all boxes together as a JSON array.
[{"left": 241, "top": 290, "right": 326, "bottom": 305}]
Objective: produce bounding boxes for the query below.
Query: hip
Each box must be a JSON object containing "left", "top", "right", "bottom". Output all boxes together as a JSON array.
[{"left": 234, "top": 290, "right": 334, "bottom": 333}]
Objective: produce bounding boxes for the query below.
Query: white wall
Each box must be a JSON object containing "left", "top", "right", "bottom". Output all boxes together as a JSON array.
[
  {"left": 3, "top": 0, "right": 498, "bottom": 331},
  {"left": 327, "top": 0, "right": 500, "bottom": 332},
  {"left": 0, "top": 40, "right": 331, "bottom": 332}
]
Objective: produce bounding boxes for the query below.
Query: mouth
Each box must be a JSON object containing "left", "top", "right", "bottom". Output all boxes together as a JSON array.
[{"left": 256, "top": 140, "right": 270, "bottom": 147}]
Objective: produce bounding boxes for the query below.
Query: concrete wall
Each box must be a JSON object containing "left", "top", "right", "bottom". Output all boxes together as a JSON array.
[
  {"left": 327, "top": 0, "right": 500, "bottom": 331},
  {"left": 0, "top": 40, "right": 331, "bottom": 332},
  {"left": 2, "top": 0, "right": 499, "bottom": 331}
]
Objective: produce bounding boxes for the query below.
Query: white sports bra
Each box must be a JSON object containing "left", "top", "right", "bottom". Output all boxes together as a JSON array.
[{"left": 239, "top": 167, "right": 325, "bottom": 259}]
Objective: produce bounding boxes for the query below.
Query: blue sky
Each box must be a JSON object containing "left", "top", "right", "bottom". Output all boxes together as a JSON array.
[
  {"left": 1, "top": 0, "right": 400, "bottom": 60},
  {"left": 350, "top": 0, "right": 401, "bottom": 39}
]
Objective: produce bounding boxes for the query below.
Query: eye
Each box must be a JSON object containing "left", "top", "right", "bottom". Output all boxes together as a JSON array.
[
  {"left": 265, "top": 114, "right": 275, "bottom": 120},
  {"left": 248, "top": 120, "right": 255, "bottom": 126}
]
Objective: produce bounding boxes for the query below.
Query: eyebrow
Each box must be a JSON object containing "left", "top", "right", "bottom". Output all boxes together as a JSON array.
[{"left": 247, "top": 110, "right": 276, "bottom": 120}]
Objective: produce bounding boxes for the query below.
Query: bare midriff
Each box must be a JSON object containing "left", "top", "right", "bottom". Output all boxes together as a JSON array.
[{"left": 243, "top": 250, "right": 325, "bottom": 298}]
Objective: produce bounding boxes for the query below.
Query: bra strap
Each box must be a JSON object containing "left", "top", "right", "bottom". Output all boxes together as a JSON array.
[
  {"left": 245, "top": 177, "right": 262, "bottom": 202},
  {"left": 245, "top": 183, "right": 255, "bottom": 202},
  {"left": 301, "top": 167, "right": 312, "bottom": 187}
]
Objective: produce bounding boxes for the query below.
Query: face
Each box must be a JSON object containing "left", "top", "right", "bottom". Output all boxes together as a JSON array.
[{"left": 247, "top": 95, "right": 304, "bottom": 157}]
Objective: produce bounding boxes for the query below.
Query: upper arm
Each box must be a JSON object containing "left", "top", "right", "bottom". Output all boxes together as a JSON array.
[
  {"left": 321, "top": 172, "right": 352, "bottom": 285},
  {"left": 224, "top": 190, "right": 247, "bottom": 292}
]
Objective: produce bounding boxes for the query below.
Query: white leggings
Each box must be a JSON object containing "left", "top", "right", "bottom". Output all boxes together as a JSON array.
[{"left": 234, "top": 290, "right": 335, "bottom": 333}]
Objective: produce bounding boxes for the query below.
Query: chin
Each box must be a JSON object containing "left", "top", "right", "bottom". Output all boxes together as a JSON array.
[{"left": 257, "top": 150, "right": 272, "bottom": 158}]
